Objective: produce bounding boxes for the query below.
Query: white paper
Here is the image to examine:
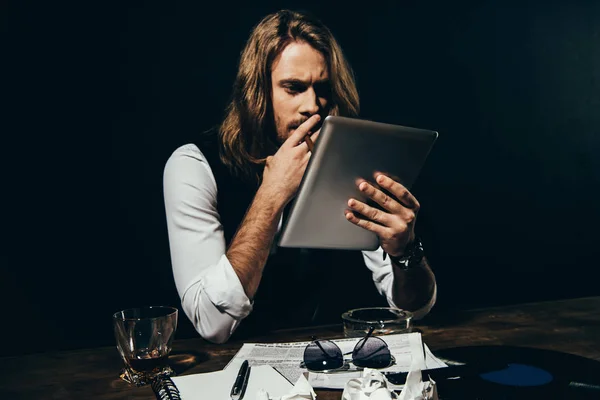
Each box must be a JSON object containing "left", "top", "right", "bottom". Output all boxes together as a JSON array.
[
  {"left": 342, "top": 368, "right": 399, "bottom": 400},
  {"left": 340, "top": 351, "right": 439, "bottom": 400},
  {"left": 172, "top": 364, "right": 294, "bottom": 400},
  {"left": 225, "top": 332, "right": 447, "bottom": 390},
  {"left": 280, "top": 374, "right": 317, "bottom": 400},
  {"left": 397, "top": 355, "right": 439, "bottom": 400},
  {"left": 225, "top": 341, "right": 308, "bottom": 383}
]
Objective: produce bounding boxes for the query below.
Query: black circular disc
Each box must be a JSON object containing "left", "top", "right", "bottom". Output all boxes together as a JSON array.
[{"left": 429, "top": 345, "right": 600, "bottom": 399}]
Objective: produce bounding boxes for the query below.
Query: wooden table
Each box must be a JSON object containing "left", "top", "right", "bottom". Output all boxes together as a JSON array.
[{"left": 2, "top": 296, "right": 599, "bottom": 399}]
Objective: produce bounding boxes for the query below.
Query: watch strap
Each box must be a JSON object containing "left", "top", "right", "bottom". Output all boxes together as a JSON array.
[{"left": 383, "top": 237, "right": 424, "bottom": 271}]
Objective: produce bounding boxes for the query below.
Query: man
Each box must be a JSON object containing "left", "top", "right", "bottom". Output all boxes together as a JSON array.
[{"left": 163, "top": 9, "right": 437, "bottom": 344}]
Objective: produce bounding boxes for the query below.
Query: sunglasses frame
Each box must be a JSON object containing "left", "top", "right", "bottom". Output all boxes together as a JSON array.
[{"left": 301, "top": 326, "right": 396, "bottom": 373}]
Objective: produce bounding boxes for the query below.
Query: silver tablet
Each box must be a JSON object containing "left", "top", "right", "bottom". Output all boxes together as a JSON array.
[{"left": 277, "top": 115, "right": 438, "bottom": 250}]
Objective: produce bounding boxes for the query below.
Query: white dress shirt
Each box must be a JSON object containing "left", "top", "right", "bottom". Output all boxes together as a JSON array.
[{"left": 163, "top": 143, "right": 437, "bottom": 343}]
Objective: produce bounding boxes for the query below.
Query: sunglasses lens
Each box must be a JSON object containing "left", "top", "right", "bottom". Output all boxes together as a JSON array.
[
  {"left": 352, "top": 336, "right": 392, "bottom": 369},
  {"left": 303, "top": 340, "right": 344, "bottom": 371}
]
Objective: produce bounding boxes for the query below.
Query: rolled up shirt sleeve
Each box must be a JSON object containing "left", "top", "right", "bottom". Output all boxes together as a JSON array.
[
  {"left": 163, "top": 144, "right": 252, "bottom": 343},
  {"left": 361, "top": 246, "right": 437, "bottom": 320}
]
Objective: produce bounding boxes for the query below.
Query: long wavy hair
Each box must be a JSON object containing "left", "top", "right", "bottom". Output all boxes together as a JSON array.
[{"left": 218, "top": 9, "right": 360, "bottom": 184}]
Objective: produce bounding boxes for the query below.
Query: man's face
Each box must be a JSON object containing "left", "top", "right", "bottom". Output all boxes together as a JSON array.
[{"left": 270, "top": 41, "right": 330, "bottom": 143}]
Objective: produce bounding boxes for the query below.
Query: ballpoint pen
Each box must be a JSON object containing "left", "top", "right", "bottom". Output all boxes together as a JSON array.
[{"left": 230, "top": 360, "right": 251, "bottom": 400}]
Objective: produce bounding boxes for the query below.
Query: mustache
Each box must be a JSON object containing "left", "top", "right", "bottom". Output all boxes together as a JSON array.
[
  {"left": 288, "top": 119, "right": 308, "bottom": 130},
  {"left": 288, "top": 118, "right": 323, "bottom": 131}
]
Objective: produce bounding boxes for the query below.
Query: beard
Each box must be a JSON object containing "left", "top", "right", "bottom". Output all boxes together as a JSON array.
[
  {"left": 287, "top": 117, "right": 323, "bottom": 135},
  {"left": 274, "top": 111, "right": 327, "bottom": 144},
  {"left": 287, "top": 118, "right": 308, "bottom": 133},
  {"left": 272, "top": 118, "right": 307, "bottom": 144}
]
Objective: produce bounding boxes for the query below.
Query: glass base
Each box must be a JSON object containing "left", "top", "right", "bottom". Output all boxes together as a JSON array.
[{"left": 119, "top": 365, "right": 174, "bottom": 387}]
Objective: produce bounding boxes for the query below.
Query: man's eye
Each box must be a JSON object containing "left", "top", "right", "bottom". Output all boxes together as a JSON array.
[{"left": 284, "top": 85, "right": 304, "bottom": 94}]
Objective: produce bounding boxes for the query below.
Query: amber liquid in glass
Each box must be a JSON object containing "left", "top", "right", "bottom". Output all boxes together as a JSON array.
[{"left": 127, "top": 351, "right": 168, "bottom": 373}]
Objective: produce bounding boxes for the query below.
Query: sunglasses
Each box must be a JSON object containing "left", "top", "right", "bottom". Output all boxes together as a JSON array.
[{"left": 301, "top": 326, "right": 395, "bottom": 372}]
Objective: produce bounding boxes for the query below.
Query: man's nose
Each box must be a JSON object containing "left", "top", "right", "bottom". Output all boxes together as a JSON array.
[{"left": 299, "top": 88, "right": 320, "bottom": 115}]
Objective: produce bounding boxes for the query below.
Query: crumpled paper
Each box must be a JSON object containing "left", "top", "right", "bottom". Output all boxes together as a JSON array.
[
  {"left": 397, "top": 369, "right": 438, "bottom": 400},
  {"left": 256, "top": 373, "right": 317, "bottom": 400},
  {"left": 396, "top": 351, "right": 439, "bottom": 400},
  {"left": 341, "top": 367, "right": 438, "bottom": 400},
  {"left": 342, "top": 368, "right": 399, "bottom": 400},
  {"left": 255, "top": 361, "right": 438, "bottom": 400}
]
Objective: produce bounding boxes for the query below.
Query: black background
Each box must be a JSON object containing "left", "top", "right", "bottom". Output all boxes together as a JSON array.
[{"left": 3, "top": 0, "right": 600, "bottom": 357}]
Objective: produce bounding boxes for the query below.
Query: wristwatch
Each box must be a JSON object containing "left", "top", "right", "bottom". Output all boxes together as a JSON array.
[{"left": 385, "top": 237, "right": 424, "bottom": 271}]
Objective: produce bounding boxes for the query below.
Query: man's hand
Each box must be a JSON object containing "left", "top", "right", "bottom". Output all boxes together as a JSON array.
[
  {"left": 345, "top": 173, "right": 419, "bottom": 257},
  {"left": 261, "top": 114, "right": 322, "bottom": 206},
  {"left": 226, "top": 114, "right": 322, "bottom": 301},
  {"left": 345, "top": 173, "right": 436, "bottom": 314}
]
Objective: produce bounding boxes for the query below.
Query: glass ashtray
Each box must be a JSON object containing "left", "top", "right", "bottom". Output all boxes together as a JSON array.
[{"left": 341, "top": 307, "right": 413, "bottom": 338}]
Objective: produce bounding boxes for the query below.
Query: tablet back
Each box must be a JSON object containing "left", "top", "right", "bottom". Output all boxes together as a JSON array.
[{"left": 278, "top": 116, "right": 438, "bottom": 250}]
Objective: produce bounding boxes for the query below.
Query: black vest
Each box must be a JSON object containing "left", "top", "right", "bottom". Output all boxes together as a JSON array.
[{"left": 194, "top": 130, "right": 386, "bottom": 340}]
